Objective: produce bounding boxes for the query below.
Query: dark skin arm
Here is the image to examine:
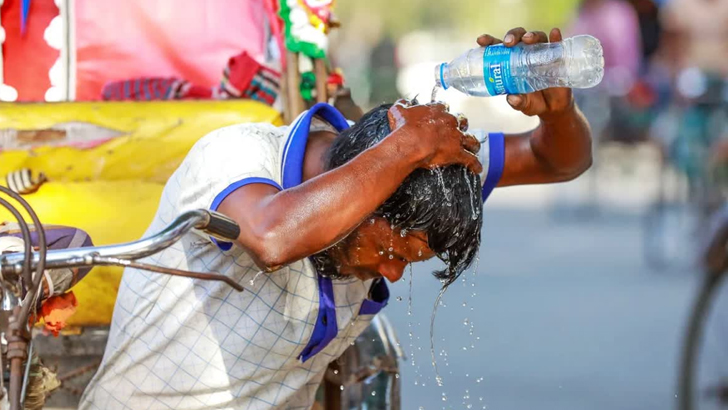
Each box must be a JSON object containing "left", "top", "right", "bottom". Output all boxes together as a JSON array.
[
  {"left": 218, "top": 101, "right": 482, "bottom": 271},
  {"left": 477, "top": 27, "right": 593, "bottom": 186}
]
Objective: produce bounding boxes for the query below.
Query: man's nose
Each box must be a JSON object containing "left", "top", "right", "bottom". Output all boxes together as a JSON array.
[{"left": 378, "top": 261, "right": 406, "bottom": 283}]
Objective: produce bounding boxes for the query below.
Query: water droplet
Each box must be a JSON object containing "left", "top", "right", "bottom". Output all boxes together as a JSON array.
[
  {"left": 396, "top": 296, "right": 403, "bottom": 302},
  {"left": 388, "top": 247, "right": 394, "bottom": 252},
  {"left": 400, "top": 229, "right": 408, "bottom": 237},
  {"left": 340, "top": 385, "right": 344, "bottom": 391},
  {"left": 333, "top": 369, "right": 339, "bottom": 374},
  {"left": 389, "top": 255, "right": 394, "bottom": 260},
  {"left": 395, "top": 374, "right": 400, "bottom": 379},
  {"left": 442, "top": 393, "right": 448, "bottom": 402},
  {"left": 462, "top": 346, "right": 467, "bottom": 351},
  {"left": 248, "top": 270, "right": 264, "bottom": 286},
  {"left": 467, "top": 405, "right": 473, "bottom": 409},
  {"left": 418, "top": 249, "right": 423, "bottom": 257},
  {"left": 419, "top": 407, "right": 425, "bottom": 410},
  {"left": 371, "top": 391, "right": 376, "bottom": 397},
  {"left": 462, "top": 302, "right": 467, "bottom": 307},
  {"left": 479, "top": 397, "right": 483, "bottom": 401},
  {"left": 379, "top": 250, "right": 384, "bottom": 255}
]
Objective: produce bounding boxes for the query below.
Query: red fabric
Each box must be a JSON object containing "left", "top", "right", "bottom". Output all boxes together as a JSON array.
[
  {"left": 226, "top": 52, "right": 263, "bottom": 92},
  {"left": 1, "top": 0, "right": 59, "bottom": 101},
  {"left": 40, "top": 292, "right": 78, "bottom": 337}
]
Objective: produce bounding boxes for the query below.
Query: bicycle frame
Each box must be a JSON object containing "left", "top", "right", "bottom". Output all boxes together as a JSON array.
[{"left": 0, "top": 199, "right": 242, "bottom": 410}]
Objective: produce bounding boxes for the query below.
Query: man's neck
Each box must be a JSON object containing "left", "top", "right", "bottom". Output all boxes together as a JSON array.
[{"left": 302, "top": 130, "right": 338, "bottom": 182}]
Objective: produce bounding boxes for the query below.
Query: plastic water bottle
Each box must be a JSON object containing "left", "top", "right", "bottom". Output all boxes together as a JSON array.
[{"left": 434, "top": 35, "right": 604, "bottom": 97}]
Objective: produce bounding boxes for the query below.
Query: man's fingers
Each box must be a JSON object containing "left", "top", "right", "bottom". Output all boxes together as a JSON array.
[
  {"left": 460, "top": 151, "right": 483, "bottom": 175},
  {"left": 506, "top": 95, "right": 525, "bottom": 109},
  {"left": 549, "top": 28, "right": 563, "bottom": 43},
  {"left": 456, "top": 113, "right": 469, "bottom": 132},
  {"left": 428, "top": 101, "right": 450, "bottom": 113},
  {"left": 503, "top": 27, "right": 527, "bottom": 46},
  {"left": 462, "top": 132, "right": 481, "bottom": 155},
  {"left": 387, "top": 103, "right": 409, "bottom": 129},
  {"left": 509, "top": 93, "right": 548, "bottom": 116},
  {"left": 476, "top": 34, "right": 502, "bottom": 47},
  {"left": 522, "top": 30, "right": 548, "bottom": 44}
]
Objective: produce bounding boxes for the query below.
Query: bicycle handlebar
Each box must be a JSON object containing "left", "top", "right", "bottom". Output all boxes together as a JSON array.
[{"left": 0, "top": 209, "right": 240, "bottom": 275}]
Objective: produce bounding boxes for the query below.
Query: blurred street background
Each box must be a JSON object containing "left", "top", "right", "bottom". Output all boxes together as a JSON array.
[{"left": 331, "top": 0, "right": 728, "bottom": 408}]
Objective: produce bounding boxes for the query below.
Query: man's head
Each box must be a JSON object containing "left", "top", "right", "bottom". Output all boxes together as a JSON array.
[{"left": 311, "top": 104, "right": 483, "bottom": 288}]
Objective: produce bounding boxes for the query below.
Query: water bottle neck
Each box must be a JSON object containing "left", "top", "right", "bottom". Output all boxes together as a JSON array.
[{"left": 435, "top": 63, "right": 449, "bottom": 90}]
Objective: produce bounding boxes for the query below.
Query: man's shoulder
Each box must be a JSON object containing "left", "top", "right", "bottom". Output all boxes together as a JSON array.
[
  {"left": 184, "top": 121, "right": 288, "bottom": 167},
  {"left": 200, "top": 122, "right": 287, "bottom": 146}
]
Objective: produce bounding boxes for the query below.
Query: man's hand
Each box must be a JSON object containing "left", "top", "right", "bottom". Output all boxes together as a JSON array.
[
  {"left": 387, "top": 100, "right": 482, "bottom": 175},
  {"left": 477, "top": 27, "right": 574, "bottom": 119},
  {"left": 477, "top": 27, "right": 592, "bottom": 187}
]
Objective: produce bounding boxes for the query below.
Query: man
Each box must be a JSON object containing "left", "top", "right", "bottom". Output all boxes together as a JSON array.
[{"left": 81, "top": 27, "right": 591, "bottom": 410}]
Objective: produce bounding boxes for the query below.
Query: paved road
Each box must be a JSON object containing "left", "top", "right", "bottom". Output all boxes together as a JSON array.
[{"left": 387, "top": 207, "right": 702, "bottom": 410}]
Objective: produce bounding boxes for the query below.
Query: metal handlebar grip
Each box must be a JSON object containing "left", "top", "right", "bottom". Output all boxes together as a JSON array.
[{"left": 202, "top": 211, "right": 241, "bottom": 242}]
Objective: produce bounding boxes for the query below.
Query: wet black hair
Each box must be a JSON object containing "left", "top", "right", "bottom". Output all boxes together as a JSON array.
[{"left": 314, "top": 103, "right": 483, "bottom": 288}]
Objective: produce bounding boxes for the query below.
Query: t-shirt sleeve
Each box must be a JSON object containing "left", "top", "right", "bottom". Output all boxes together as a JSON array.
[
  {"left": 162, "top": 123, "right": 282, "bottom": 249},
  {"left": 473, "top": 129, "right": 505, "bottom": 203}
]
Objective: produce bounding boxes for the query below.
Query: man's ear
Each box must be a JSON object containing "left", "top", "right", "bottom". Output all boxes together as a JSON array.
[{"left": 333, "top": 88, "right": 364, "bottom": 122}]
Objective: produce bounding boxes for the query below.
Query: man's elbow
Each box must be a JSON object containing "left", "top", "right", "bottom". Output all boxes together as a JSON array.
[
  {"left": 569, "top": 153, "right": 593, "bottom": 180},
  {"left": 554, "top": 153, "right": 593, "bottom": 182},
  {"left": 247, "top": 229, "right": 290, "bottom": 272}
]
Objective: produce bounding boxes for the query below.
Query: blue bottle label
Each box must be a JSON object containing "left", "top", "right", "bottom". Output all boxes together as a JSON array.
[{"left": 483, "top": 44, "right": 517, "bottom": 96}]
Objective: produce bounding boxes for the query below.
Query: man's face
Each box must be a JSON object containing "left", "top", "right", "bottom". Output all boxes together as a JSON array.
[{"left": 328, "top": 217, "right": 436, "bottom": 282}]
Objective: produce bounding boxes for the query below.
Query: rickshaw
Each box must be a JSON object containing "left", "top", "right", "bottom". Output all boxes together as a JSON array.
[{"left": 0, "top": 0, "right": 403, "bottom": 408}]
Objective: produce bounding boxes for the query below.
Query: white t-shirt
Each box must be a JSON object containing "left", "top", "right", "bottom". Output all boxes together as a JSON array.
[{"left": 80, "top": 103, "right": 504, "bottom": 410}]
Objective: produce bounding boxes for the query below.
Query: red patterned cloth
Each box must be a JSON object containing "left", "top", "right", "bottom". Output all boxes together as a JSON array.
[{"left": 101, "top": 51, "right": 280, "bottom": 105}]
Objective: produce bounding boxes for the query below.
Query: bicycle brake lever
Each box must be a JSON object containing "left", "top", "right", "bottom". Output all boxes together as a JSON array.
[{"left": 91, "top": 256, "right": 245, "bottom": 292}]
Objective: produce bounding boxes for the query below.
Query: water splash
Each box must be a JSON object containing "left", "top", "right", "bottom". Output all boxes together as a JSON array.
[
  {"left": 431, "top": 85, "right": 441, "bottom": 103},
  {"left": 430, "top": 287, "right": 447, "bottom": 387},
  {"left": 408, "top": 265, "right": 414, "bottom": 316},
  {"left": 249, "top": 270, "right": 264, "bottom": 286},
  {"left": 464, "top": 168, "right": 481, "bottom": 220},
  {"left": 434, "top": 168, "right": 452, "bottom": 207}
]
